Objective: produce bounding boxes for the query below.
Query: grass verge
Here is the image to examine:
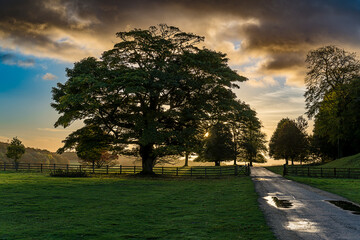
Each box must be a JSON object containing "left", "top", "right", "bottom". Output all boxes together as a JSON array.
[{"left": 0, "top": 173, "right": 275, "bottom": 240}]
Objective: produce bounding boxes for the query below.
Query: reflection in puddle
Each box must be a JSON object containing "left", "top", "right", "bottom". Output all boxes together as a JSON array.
[
  {"left": 272, "top": 197, "right": 292, "bottom": 208},
  {"left": 286, "top": 217, "right": 319, "bottom": 233},
  {"left": 264, "top": 196, "right": 293, "bottom": 209},
  {"left": 253, "top": 177, "right": 270, "bottom": 181},
  {"left": 327, "top": 200, "right": 360, "bottom": 215}
]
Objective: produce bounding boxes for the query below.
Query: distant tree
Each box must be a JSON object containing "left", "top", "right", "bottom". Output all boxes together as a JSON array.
[
  {"left": 52, "top": 24, "right": 246, "bottom": 175},
  {"left": 198, "top": 122, "right": 235, "bottom": 166},
  {"left": 6, "top": 137, "right": 25, "bottom": 169},
  {"left": 269, "top": 118, "right": 308, "bottom": 165},
  {"left": 238, "top": 120, "right": 267, "bottom": 166},
  {"left": 57, "top": 125, "right": 118, "bottom": 169}
]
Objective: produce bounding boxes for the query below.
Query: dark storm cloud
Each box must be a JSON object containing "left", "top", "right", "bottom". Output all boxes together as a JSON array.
[
  {"left": 0, "top": 52, "right": 35, "bottom": 67},
  {"left": 0, "top": 0, "right": 359, "bottom": 72}
]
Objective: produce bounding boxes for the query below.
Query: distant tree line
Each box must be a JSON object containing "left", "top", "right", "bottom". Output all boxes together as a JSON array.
[
  {"left": 52, "top": 24, "right": 267, "bottom": 174},
  {"left": 270, "top": 45, "right": 360, "bottom": 164}
]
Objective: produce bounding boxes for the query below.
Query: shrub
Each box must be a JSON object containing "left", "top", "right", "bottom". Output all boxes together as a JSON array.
[{"left": 50, "top": 169, "right": 87, "bottom": 177}]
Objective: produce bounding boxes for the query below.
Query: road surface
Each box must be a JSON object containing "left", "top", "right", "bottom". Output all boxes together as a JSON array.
[{"left": 252, "top": 167, "right": 360, "bottom": 240}]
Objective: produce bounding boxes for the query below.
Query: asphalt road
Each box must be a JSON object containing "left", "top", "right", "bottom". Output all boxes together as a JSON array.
[{"left": 251, "top": 167, "right": 360, "bottom": 240}]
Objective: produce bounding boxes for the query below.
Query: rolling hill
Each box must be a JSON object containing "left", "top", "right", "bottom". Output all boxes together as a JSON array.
[{"left": 320, "top": 153, "right": 360, "bottom": 168}]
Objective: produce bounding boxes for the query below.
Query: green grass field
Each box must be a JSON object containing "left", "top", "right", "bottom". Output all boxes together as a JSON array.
[{"left": 0, "top": 173, "right": 275, "bottom": 240}]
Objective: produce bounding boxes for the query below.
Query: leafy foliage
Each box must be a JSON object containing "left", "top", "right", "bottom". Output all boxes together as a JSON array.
[
  {"left": 52, "top": 24, "right": 246, "bottom": 174},
  {"left": 6, "top": 137, "right": 25, "bottom": 166},
  {"left": 199, "top": 122, "right": 235, "bottom": 166},
  {"left": 269, "top": 118, "right": 308, "bottom": 165},
  {"left": 57, "top": 125, "right": 118, "bottom": 168},
  {"left": 305, "top": 46, "right": 360, "bottom": 159}
]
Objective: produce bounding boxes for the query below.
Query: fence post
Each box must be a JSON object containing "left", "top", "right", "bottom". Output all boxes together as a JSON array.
[
  {"left": 106, "top": 165, "right": 109, "bottom": 174},
  {"left": 220, "top": 166, "right": 222, "bottom": 175},
  {"left": 205, "top": 167, "right": 207, "bottom": 177},
  {"left": 176, "top": 167, "right": 178, "bottom": 176},
  {"left": 53, "top": 164, "right": 56, "bottom": 171},
  {"left": 4, "top": 162, "right": 6, "bottom": 171},
  {"left": 307, "top": 167, "right": 310, "bottom": 177},
  {"left": 162, "top": 167, "right": 164, "bottom": 175},
  {"left": 134, "top": 166, "right": 136, "bottom": 174},
  {"left": 120, "top": 165, "right": 122, "bottom": 174},
  {"left": 28, "top": 163, "right": 30, "bottom": 170},
  {"left": 283, "top": 164, "right": 287, "bottom": 176},
  {"left": 40, "top": 163, "right": 43, "bottom": 173},
  {"left": 66, "top": 164, "right": 69, "bottom": 173},
  {"left": 79, "top": 165, "right": 82, "bottom": 172},
  {"left": 334, "top": 168, "right": 336, "bottom": 178},
  {"left": 93, "top": 164, "right": 95, "bottom": 174},
  {"left": 234, "top": 165, "right": 238, "bottom": 175},
  {"left": 190, "top": 167, "right": 192, "bottom": 176},
  {"left": 348, "top": 168, "right": 351, "bottom": 178},
  {"left": 321, "top": 168, "right": 323, "bottom": 177}
]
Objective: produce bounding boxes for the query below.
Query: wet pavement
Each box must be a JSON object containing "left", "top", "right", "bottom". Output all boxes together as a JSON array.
[{"left": 252, "top": 167, "right": 360, "bottom": 240}]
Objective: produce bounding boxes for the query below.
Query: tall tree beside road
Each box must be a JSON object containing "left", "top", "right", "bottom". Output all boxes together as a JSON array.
[
  {"left": 52, "top": 24, "right": 246, "bottom": 174},
  {"left": 305, "top": 46, "right": 360, "bottom": 159}
]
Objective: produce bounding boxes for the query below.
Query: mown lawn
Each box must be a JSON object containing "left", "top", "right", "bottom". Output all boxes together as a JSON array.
[{"left": 0, "top": 173, "right": 275, "bottom": 240}]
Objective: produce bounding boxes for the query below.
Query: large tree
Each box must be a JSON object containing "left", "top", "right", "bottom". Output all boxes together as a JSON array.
[
  {"left": 305, "top": 46, "right": 360, "bottom": 159},
  {"left": 6, "top": 137, "right": 25, "bottom": 169},
  {"left": 269, "top": 118, "right": 308, "bottom": 165},
  {"left": 52, "top": 24, "right": 246, "bottom": 174}
]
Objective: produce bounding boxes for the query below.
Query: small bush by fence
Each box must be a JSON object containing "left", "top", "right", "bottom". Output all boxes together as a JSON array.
[
  {"left": 0, "top": 162, "right": 250, "bottom": 177},
  {"left": 283, "top": 165, "right": 360, "bottom": 179}
]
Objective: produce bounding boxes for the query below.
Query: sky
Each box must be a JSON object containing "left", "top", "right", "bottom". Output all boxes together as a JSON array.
[{"left": 1, "top": 0, "right": 360, "bottom": 156}]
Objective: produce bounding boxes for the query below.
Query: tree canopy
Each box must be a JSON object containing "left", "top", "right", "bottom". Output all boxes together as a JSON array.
[
  {"left": 52, "top": 24, "right": 247, "bottom": 174},
  {"left": 305, "top": 45, "right": 360, "bottom": 159},
  {"left": 269, "top": 118, "right": 308, "bottom": 165},
  {"left": 6, "top": 137, "right": 25, "bottom": 167}
]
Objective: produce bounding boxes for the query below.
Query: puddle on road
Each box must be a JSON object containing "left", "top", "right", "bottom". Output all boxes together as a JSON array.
[
  {"left": 273, "top": 197, "right": 293, "bottom": 208},
  {"left": 253, "top": 177, "right": 270, "bottom": 181},
  {"left": 286, "top": 217, "right": 319, "bottom": 233},
  {"left": 326, "top": 200, "right": 360, "bottom": 215},
  {"left": 264, "top": 196, "right": 293, "bottom": 209}
]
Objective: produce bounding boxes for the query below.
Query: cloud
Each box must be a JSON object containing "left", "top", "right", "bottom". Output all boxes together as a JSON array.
[
  {"left": 42, "top": 73, "right": 57, "bottom": 81},
  {"left": 0, "top": 53, "right": 35, "bottom": 67},
  {"left": 37, "top": 128, "right": 70, "bottom": 132},
  {"left": 0, "top": 0, "right": 359, "bottom": 86}
]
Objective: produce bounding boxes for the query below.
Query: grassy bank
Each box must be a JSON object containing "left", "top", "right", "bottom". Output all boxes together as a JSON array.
[{"left": 0, "top": 173, "right": 275, "bottom": 240}]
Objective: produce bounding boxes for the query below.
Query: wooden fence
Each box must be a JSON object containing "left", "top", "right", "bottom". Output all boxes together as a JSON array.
[
  {"left": 283, "top": 165, "right": 360, "bottom": 179},
  {"left": 0, "top": 162, "right": 250, "bottom": 177}
]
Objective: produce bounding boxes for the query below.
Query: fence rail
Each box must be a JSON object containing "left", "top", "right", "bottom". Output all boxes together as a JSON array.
[
  {"left": 283, "top": 165, "right": 360, "bottom": 179},
  {"left": 0, "top": 162, "right": 250, "bottom": 177}
]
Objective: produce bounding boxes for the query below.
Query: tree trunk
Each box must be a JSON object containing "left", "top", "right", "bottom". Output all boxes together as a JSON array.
[
  {"left": 215, "top": 161, "right": 220, "bottom": 166},
  {"left": 184, "top": 151, "right": 189, "bottom": 167},
  {"left": 139, "top": 144, "right": 156, "bottom": 175},
  {"left": 285, "top": 158, "right": 288, "bottom": 165},
  {"left": 291, "top": 158, "right": 294, "bottom": 165}
]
